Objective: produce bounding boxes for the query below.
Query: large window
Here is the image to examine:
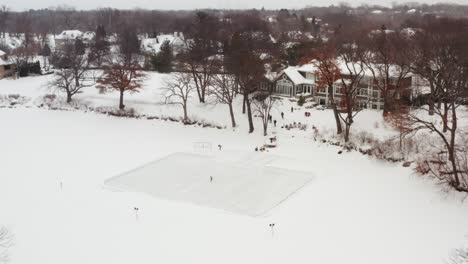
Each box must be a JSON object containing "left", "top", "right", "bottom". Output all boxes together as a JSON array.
[{"left": 358, "top": 89, "right": 368, "bottom": 96}]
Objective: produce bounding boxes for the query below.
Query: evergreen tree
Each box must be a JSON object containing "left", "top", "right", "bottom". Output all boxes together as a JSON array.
[
  {"left": 151, "top": 40, "right": 173, "bottom": 73},
  {"left": 74, "top": 39, "right": 85, "bottom": 55}
]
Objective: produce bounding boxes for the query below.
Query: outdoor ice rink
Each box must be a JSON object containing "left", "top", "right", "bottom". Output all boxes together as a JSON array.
[{"left": 105, "top": 152, "right": 314, "bottom": 216}]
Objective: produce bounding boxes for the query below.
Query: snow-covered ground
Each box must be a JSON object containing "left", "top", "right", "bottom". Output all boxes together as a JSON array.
[{"left": 1, "top": 74, "right": 468, "bottom": 264}]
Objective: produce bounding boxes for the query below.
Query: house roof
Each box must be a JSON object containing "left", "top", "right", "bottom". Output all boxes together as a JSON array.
[
  {"left": 0, "top": 57, "right": 14, "bottom": 66},
  {"left": 0, "top": 49, "right": 5, "bottom": 56},
  {"left": 141, "top": 34, "right": 186, "bottom": 53},
  {"left": 277, "top": 66, "right": 315, "bottom": 85},
  {"left": 56, "top": 30, "right": 83, "bottom": 40}
]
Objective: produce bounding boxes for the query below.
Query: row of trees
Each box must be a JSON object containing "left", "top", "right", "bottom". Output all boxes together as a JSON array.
[{"left": 305, "top": 17, "right": 468, "bottom": 192}]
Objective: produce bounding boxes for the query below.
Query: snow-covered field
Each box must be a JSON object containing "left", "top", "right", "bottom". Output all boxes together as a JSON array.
[{"left": 1, "top": 74, "right": 468, "bottom": 264}]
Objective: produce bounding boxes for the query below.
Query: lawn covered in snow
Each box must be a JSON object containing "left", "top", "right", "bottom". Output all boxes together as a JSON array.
[{"left": 1, "top": 74, "right": 468, "bottom": 264}]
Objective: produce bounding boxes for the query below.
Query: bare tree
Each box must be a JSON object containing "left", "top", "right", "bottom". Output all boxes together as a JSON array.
[
  {"left": 49, "top": 41, "right": 95, "bottom": 103},
  {"left": 225, "top": 32, "right": 266, "bottom": 133},
  {"left": 405, "top": 18, "right": 468, "bottom": 193},
  {"left": 97, "top": 55, "right": 145, "bottom": 110},
  {"left": 0, "top": 227, "right": 13, "bottom": 264},
  {"left": 0, "top": 5, "right": 9, "bottom": 38},
  {"left": 164, "top": 73, "right": 195, "bottom": 124},
  {"left": 183, "top": 11, "right": 219, "bottom": 103},
  {"left": 336, "top": 37, "right": 367, "bottom": 142},
  {"left": 210, "top": 73, "right": 238, "bottom": 128},
  {"left": 448, "top": 246, "right": 468, "bottom": 264},
  {"left": 253, "top": 93, "right": 275, "bottom": 136},
  {"left": 306, "top": 42, "right": 343, "bottom": 135},
  {"left": 364, "top": 28, "right": 413, "bottom": 116}
]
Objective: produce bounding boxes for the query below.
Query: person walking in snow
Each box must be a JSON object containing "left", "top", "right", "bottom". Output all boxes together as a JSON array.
[
  {"left": 290, "top": 107, "right": 293, "bottom": 113},
  {"left": 210, "top": 176, "right": 213, "bottom": 182},
  {"left": 281, "top": 112, "right": 284, "bottom": 119},
  {"left": 218, "top": 144, "right": 222, "bottom": 151},
  {"left": 274, "top": 120, "right": 277, "bottom": 127}
]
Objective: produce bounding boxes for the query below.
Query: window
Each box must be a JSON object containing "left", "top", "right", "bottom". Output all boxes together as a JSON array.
[
  {"left": 334, "top": 86, "right": 342, "bottom": 94},
  {"left": 4, "top": 65, "right": 10, "bottom": 70}
]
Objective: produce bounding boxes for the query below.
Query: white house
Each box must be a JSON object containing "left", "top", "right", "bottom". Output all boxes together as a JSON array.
[
  {"left": 55, "top": 30, "right": 83, "bottom": 50},
  {"left": 141, "top": 32, "right": 186, "bottom": 55},
  {"left": 273, "top": 64, "right": 316, "bottom": 97}
]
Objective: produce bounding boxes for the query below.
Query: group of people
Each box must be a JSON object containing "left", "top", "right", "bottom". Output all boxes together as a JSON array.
[
  {"left": 282, "top": 121, "right": 307, "bottom": 131},
  {"left": 267, "top": 111, "right": 287, "bottom": 128}
]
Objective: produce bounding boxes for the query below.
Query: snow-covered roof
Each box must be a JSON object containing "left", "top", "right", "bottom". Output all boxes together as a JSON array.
[
  {"left": 82, "top": 31, "right": 95, "bottom": 41},
  {"left": 0, "top": 49, "right": 5, "bottom": 56},
  {"left": 277, "top": 66, "right": 315, "bottom": 85},
  {"left": 0, "top": 57, "right": 14, "bottom": 66},
  {"left": 0, "top": 34, "right": 23, "bottom": 50},
  {"left": 56, "top": 30, "right": 83, "bottom": 40},
  {"left": 141, "top": 33, "right": 186, "bottom": 54},
  {"left": 412, "top": 85, "right": 431, "bottom": 95}
]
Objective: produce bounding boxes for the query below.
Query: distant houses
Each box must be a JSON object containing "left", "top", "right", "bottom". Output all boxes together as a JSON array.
[
  {"left": 140, "top": 32, "right": 186, "bottom": 55},
  {"left": 55, "top": 30, "right": 84, "bottom": 50},
  {"left": 271, "top": 62, "right": 422, "bottom": 110},
  {"left": 0, "top": 49, "right": 16, "bottom": 79},
  {"left": 55, "top": 30, "right": 96, "bottom": 50}
]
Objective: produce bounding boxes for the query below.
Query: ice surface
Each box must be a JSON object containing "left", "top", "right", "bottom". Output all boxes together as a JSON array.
[{"left": 105, "top": 152, "right": 313, "bottom": 216}]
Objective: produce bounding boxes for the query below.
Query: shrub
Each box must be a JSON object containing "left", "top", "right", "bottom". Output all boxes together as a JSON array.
[{"left": 297, "top": 95, "right": 305, "bottom": 106}]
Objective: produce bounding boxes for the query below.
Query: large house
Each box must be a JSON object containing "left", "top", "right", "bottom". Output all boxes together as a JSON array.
[
  {"left": 55, "top": 30, "right": 85, "bottom": 50},
  {"left": 272, "top": 62, "right": 419, "bottom": 110},
  {"left": 141, "top": 32, "right": 186, "bottom": 55},
  {"left": 0, "top": 49, "right": 16, "bottom": 79}
]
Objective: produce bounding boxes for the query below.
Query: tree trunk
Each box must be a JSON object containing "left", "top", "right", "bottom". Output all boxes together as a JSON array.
[
  {"left": 263, "top": 121, "right": 268, "bottom": 136},
  {"left": 183, "top": 103, "right": 188, "bottom": 124},
  {"left": 66, "top": 91, "right": 72, "bottom": 103},
  {"left": 200, "top": 84, "right": 206, "bottom": 104},
  {"left": 382, "top": 95, "right": 389, "bottom": 116},
  {"left": 228, "top": 103, "right": 236, "bottom": 128},
  {"left": 344, "top": 123, "right": 350, "bottom": 143},
  {"left": 331, "top": 103, "right": 342, "bottom": 134},
  {"left": 242, "top": 93, "right": 247, "bottom": 114},
  {"left": 119, "top": 89, "right": 125, "bottom": 110},
  {"left": 245, "top": 96, "right": 254, "bottom": 133},
  {"left": 328, "top": 86, "right": 342, "bottom": 135},
  {"left": 428, "top": 81, "right": 435, "bottom": 116},
  {"left": 449, "top": 104, "right": 460, "bottom": 187},
  {"left": 443, "top": 102, "right": 448, "bottom": 133}
]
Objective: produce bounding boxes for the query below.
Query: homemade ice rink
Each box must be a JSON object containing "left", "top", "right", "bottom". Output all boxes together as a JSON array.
[{"left": 105, "top": 152, "right": 314, "bottom": 216}]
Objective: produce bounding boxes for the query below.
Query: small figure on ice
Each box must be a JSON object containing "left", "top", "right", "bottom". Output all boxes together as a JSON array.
[
  {"left": 210, "top": 176, "right": 213, "bottom": 182},
  {"left": 218, "top": 144, "right": 222, "bottom": 151},
  {"left": 134, "top": 207, "right": 140, "bottom": 221},
  {"left": 281, "top": 112, "right": 284, "bottom": 119},
  {"left": 269, "top": 223, "right": 276, "bottom": 237},
  {"left": 274, "top": 120, "right": 277, "bottom": 127}
]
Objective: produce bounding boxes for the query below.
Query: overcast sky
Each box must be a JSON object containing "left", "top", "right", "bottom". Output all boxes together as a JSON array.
[{"left": 6, "top": 0, "right": 468, "bottom": 11}]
